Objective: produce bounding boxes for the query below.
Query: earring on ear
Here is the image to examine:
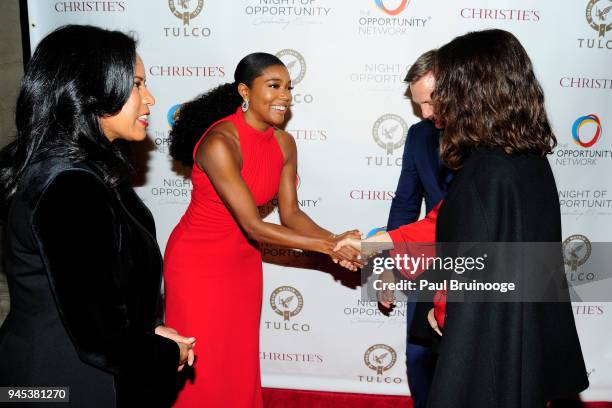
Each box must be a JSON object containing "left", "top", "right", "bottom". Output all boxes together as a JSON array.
[{"left": 241, "top": 99, "right": 249, "bottom": 112}]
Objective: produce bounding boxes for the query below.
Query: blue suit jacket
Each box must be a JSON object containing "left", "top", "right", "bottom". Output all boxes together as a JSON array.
[{"left": 387, "top": 120, "right": 452, "bottom": 230}]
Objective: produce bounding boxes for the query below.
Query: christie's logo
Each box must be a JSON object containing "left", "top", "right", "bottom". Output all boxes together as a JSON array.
[
  {"left": 578, "top": 0, "right": 612, "bottom": 49},
  {"left": 286, "top": 129, "right": 328, "bottom": 142},
  {"left": 359, "top": 344, "right": 403, "bottom": 383},
  {"left": 459, "top": 8, "right": 540, "bottom": 21},
  {"left": 260, "top": 351, "right": 324, "bottom": 363},
  {"left": 264, "top": 286, "right": 310, "bottom": 332},
  {"left": 572, "top": 114, "right": 602, "bottom": 147},
  {"left": 350, "top": 190, "right": 395, "bottom": 201},
  {"left": 375, "top": 0, "right": 409, "bottom": 15},
  {"left": 563, "top": 234, "right": 595, "bottom": 282},
  {"left": 559, "top": 76, "right": 612, "bottom": 89},
  {"left": 149, "top": 65, "right": 225, "bottom": 78},
  {"left": 164, "top": 0, "right": 211, "bottom": 38},
  {"left": 54, "top": 1, "right": 125, "bottom": 12}
]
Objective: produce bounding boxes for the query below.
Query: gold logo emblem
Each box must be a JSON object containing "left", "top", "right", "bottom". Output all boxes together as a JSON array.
[
  {"left": 364, "top": 344, "right": 397, "bottom": 375},
  {"left": 372, "top": 114, "right": 408, "bottom": 155},
  {"left": 276, "top": 49, "right": 307, "bottom": 85},
  {"left": 586, "top": 0, "right": 612, "bottom": 37},
  {"left": 169, "top": 0, "right": 204, "bottom": 25},
  {"left": 270, "top": 286, "right": 304, "bottom": 321},
  {"left": 563, "top": 234, "right": 592, "bottom": 273}
]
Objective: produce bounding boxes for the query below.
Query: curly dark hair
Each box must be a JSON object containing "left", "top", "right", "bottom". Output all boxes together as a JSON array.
[
  {"left": 433, "top": 29, "right": 556, "bottom": 169},
  {"left": 0, "top": 25, "right": 136, "bottom": 215},
  {"left": 168, "top": 52, "right": 284, "bottom": 166}
]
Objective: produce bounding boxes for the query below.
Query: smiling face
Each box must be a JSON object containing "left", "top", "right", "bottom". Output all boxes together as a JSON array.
[
  {"left": 409, "top": 72, "right": 442, "bottom": 129},
  {"left": 239, "top": 64, "right": 292, "bottom": 130},
  {"left": 100, "top": 55, "right": 155, "bottom": 142}
]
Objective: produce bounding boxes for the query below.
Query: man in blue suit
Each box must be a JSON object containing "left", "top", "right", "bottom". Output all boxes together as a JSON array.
[{"left": 383, "top": 50, "right": 452, "bottom": 408}]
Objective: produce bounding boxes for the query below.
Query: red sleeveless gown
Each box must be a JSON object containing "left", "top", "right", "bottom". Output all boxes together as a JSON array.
[{"left": 164, "top": 108, "right": 284, "bottom": 407}]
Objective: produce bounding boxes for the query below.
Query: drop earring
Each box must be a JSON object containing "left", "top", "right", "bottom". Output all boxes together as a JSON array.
[{"left": 241, "top": 99, "right": 249, "bottom": 112}]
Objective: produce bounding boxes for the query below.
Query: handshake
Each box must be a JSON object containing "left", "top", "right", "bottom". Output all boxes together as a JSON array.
[{"left": 327, "top": 229, "right": 391, "bottom": 272}]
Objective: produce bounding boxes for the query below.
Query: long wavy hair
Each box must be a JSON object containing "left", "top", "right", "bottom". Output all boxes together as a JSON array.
[
  {"left": 169, "top": 52, "right": 285, "bottom": 166},
  {"left": 0, "top": 25, "right": 136, "bottom": 216},
  {"left": 433, "top": 29, "right": 556, "bottom": 169}
]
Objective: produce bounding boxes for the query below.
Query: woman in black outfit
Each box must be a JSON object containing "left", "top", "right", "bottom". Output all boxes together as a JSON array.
[
  {"left": 0, "top": 25, "right": 193, "bottom": 407},
  {"left": 416, "top": 29, "right": 589, "bottom": 408}
]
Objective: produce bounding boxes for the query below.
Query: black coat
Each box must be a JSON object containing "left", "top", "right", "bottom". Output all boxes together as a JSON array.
[
  {"left": 0, "top": 157, "right": 178, "bottom": 407},
  {"left": 414, "top": 148, "right": 589, "bottom": 408}
]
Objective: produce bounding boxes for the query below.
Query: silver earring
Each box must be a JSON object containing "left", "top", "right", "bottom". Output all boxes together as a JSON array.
[{"left": 241, "top": 99, "right": 249, "bottom": 112}]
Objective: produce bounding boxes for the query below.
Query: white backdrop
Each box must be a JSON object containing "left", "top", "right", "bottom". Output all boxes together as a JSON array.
[{"left": 27, "top": 0, "right": 611, "bottom": 401}]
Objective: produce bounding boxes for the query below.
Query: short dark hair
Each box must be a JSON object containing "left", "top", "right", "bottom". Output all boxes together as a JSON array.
[
  {"left": 433, "top": 29, "right": 556, "bottom": 169},
  {"left": 404, "top": 50, "right": 436, "bottom": 84},
  {"left": 169, "top": 52, "right": 286, "bottom": 166},
  {"left": 0, "top": 24, "right": 137, "bottom": 211}
]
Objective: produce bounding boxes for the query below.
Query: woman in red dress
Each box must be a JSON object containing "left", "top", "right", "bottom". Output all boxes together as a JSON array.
[{"left": 164, "top": 53, "right": 360, "bottom": 407}]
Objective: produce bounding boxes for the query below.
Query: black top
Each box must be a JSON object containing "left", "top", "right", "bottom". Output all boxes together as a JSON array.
[{"left": 0, "top": 157, "right": 178, "bottom": 407}]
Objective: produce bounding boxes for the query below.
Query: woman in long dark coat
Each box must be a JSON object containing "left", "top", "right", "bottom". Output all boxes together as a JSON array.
[
  {"left": 0, "top": 25, "right": 193, "bottom": 407},
  {"left": 418, "top": 29, "right": 589, "bottom": 408}
]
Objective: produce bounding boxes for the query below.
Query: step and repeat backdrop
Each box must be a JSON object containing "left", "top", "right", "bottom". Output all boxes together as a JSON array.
[{"left": 27, "top": 0, "right": 611, "bottom": 401}]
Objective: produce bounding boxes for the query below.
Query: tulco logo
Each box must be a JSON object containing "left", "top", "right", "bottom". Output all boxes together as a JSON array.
[
  {"left": 359, "top": 344, "right": 402, "bottom": 383},
  {"left": 366, "top": 114, "right": 407, "bottom": 167},
  {"left": 587, "top": 0, "right": 612, "bottom": 37},
  {"left": 375, "top": 0, "right": 409, "bottom": 15},
  {"left": 169, "top": 0, "right": 204, "bottom": 24},
  {"left": 265, "top": 286, "right": 310, "bottom": 332},
  {"left": 276, "top": 49, "right": 306, "bottom": 86},
  {"left": 563, "top": 234, "right": 595, "bottom": 282},
  {"left": 578, "top": 0, "right": 612, "bottom": 49},
  {"left": 164, "top": 0, "right": 211, "bottom": 38},
  {"left": 572, "top": 114, "right": 602, "bottom": 147},
  {"left": 276, "top": 49, "right": 313, "bottom": 104},
  {"left": 373, "top": 114, "right": 408, "bottom": 154}
]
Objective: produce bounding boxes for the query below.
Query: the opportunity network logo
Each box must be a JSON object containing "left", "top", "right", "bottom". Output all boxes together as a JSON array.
[
  {"left": 554, "top": 114, "right": 611, "bottom": 166},
  {"left": 374, "top": 0, "right": 410, "bottom": 15},
  {"left": 572, "top": 114, "right": 602, "bottom": 148},
  {"left": 358, "top": 0, "right": 430, "bottom": 36}
]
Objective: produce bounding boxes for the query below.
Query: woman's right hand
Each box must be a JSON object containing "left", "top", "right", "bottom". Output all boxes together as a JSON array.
[
  {"left": 177, "top": 341, "right": 194, "bottom": 371},
  {"left": 155, "top": 325, "right": 196, "bottom": 371}
]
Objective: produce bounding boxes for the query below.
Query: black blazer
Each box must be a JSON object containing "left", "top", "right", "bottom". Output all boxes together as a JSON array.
[
  {"left": 418, "top": 148, "right": 589, "bottom": 408},
  {"left": 0, "top": 157, "right": 178, "bottom": 407}
]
